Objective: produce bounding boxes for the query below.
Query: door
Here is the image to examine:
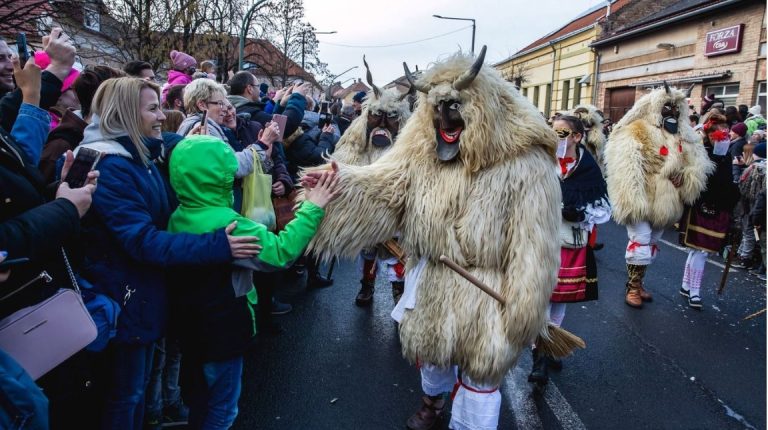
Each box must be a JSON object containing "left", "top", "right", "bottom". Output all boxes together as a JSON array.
[{"left": 608, "top": 87, "right": 636, "bottom": 124}]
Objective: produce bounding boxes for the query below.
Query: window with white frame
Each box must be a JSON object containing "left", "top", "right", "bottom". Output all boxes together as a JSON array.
[
  {"left": 704, "top": 83, "right": 740, "bottom": 107},
  {"left": 757, "top": 81, "right": 766, "bottom": 117},
  {"left": 84, "top": 5, "right": 100, "bottom": 31}
]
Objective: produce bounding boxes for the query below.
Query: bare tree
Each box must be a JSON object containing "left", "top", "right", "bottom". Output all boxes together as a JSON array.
[
  {"left": 256, "top": 0, "right": 329, "bottom": 85},
  {"left": 502, "top": 62, "right": 530, "bottom": 89}
]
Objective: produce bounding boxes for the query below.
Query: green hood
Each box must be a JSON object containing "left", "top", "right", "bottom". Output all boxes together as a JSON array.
[
  {"left": 168, "top": 135, "right": 325, "bottom": 270},
  {"left": 168, "top": 135, "right": 245, "bottom": 234}
]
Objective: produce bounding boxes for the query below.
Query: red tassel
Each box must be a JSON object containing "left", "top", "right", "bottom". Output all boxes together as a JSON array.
[
  {"left": 659, "top": 146, "right": 669, "bottom": 156},
  {"left": 678, "top": 143, "right": 683, "bottom": 153}
]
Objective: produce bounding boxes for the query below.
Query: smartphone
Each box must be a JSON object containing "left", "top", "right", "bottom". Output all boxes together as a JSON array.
[
  {"left": 320, "top": 101, "right": 330, "bottom": 113},
  {"left": 199, "top": 110, "right": 208, "bottom": 135},
  {"left": 64, "top": 148, "right": 101, "bottom": 188},
  {"left": 0, "top": 257, "right": 30, "bottom": 271},
  {"left": 272, "top": 114, "right": 288, "bottom": 139},
  {"left": 16, "top": 33, "right": 29, "bottom": 64}
]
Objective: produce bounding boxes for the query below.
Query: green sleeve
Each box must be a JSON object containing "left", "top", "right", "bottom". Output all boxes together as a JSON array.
[{"left": 244, "top": 201, "right": 325, "bottom": 269}]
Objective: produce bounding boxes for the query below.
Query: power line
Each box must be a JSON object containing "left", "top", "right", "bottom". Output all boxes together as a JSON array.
[{"left": 317, "top": 25, "right": 473, "bottom": 49}]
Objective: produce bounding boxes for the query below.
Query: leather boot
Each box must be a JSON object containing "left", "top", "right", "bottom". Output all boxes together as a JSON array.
[
  {"left": 391, "top": 281, "right": 404, "bottom": 304},
  {"left": 627, "top": 264, "right": 651, "bottom": 302},
  {"left": 625, "top": 283, "right": 643, "bottom": 308},
  {"left": 406, "top": 395, "right": 445, "bottom": 430},
  {"left": 637, "top": 285, "right": 653, "bottom": 302},
  {"left": 355, "top": 280, "right": 375, "bottom": 306},
  {"left": 528, "top": 348, "right": 549, "bottom": 385}
]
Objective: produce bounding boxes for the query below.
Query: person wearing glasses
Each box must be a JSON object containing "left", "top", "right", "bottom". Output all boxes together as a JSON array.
[
  {"left": 175, "top": 79, "right": 259, "bottom": 180},
  {"left": 528, "top": 115, "right": 610, "bottom": 387}
]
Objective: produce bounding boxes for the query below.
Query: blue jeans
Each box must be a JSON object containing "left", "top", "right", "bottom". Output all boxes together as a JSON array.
[
  {"left": 188, "top": 357, "right": 243, "bottom": 430},
  {"left": 0, "top": 349, "right": 48, "bottom": 430},
  {"left": 146, "top": 338, "right": 183, "bottom": 419},
  {"left": 102, "top": 343, "right": 154, "bottom": 430}
]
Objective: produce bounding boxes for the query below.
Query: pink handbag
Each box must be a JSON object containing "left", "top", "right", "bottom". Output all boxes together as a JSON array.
[{"left": 0, "top": 250, "right": 97, "bottom": 380}]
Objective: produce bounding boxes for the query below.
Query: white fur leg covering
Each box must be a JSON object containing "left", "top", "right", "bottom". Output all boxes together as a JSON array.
[
  {"left": 625, "top": 222, "right": 664, "bottom": 265},
  {"left": 420, "top": 363, "right": 457, "bottom": 396},
  {"left": 449, "top": 373, "right": 501, "bottom": 430}
]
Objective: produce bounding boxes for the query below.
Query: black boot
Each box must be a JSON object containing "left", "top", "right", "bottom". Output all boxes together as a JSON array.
[
  {"left": 528, "top": 348, "right": 549, "bottom": 385},
  {"left": 391, "top": 281, "right": 404, "bottom": 304},
  {"left": 307, "top": 256, "right": 333, "bottom": 288},
  {"left": 355, "top": 280, "right": 375, "bottom": 306}
]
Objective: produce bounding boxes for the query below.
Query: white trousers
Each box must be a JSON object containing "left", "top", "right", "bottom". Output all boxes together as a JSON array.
[
  {"left": 420, "top": 363, "right": 501, "bottom": 430},
  {"left": 625, "top": 221, "right": 664, "bottom": 265}
]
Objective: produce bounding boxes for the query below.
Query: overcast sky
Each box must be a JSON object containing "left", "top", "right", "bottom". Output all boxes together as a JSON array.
[{"left": 304, "top": 0, "right": 611, "bottom": 87}]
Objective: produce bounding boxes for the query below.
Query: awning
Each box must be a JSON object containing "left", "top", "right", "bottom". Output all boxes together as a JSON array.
[{"left": 632, "top": 71, "right": 732, "bottom": 88}]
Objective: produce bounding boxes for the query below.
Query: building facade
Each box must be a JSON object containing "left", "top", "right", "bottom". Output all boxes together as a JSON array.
[
  {"left": 592, "top": 0, "right": 766, "bottom": 123},
  {"left": 494, "top": 0, "right": 629, "bottom": 116}
]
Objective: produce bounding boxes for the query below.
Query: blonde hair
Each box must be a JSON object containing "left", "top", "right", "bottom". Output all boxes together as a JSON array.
[
  {"left": 162, "top": 110, "right": 185, "bottom": 133},
  {"left": 91, "top": 77, "right": 161, "bottom": 165},
  {"left": 183, "top": 78, "right": 226, "bottom": 115}
]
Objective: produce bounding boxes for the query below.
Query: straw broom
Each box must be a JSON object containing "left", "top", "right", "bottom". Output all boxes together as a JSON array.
[{"left": 439, "top": 255, "right": 586, "bottom": 358}]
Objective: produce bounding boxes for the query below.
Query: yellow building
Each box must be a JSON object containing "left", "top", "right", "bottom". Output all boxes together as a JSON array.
[{"left": 495, "top": 0, "right": 630, "bottom": 116}]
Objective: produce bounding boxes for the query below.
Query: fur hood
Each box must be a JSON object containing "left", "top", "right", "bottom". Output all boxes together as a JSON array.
[
  {"left": 333, "top": 87, "right": 411, "bottom": 166},
  {"left": 397, "top": 51, "right": 557, "bottom": 174}
]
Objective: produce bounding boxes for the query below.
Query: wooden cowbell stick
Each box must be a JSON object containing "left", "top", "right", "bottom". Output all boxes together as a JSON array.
[{"left": 439, "top": 255, "right": 505, "bottom": 305}]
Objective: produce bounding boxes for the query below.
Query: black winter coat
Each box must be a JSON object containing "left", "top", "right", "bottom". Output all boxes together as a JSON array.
[
  {"left": 697, "top": 146, "right": 740, "bottom": 212},
  {"left": 0, "top": 128, "right": 80, "bottom": 318},
  {"left": 284, "top": 128, "right": 336, "bottom": 180}
]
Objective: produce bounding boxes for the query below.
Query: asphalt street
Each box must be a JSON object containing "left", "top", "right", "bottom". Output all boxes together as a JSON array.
[{"left": 234, "top": 221, "right": 766, "bottom": 430}]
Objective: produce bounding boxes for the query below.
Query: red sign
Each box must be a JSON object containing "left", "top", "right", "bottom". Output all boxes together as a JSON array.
[{"left": 705, "top": 24, "right": 744, "bottom": 56}]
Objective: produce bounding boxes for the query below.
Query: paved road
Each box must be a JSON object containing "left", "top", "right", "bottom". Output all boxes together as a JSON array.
[{"left": 234, "top": 221, "right": 766, "bottom": 429}]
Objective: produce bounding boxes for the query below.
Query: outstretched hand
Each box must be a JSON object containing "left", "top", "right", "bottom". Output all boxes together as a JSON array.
[
  {"left": 300, "top": 161, "right": 338, "bottom": 189},
  {"left": 304, "top": 171, "right": 341, "bottom": 209},
  {"left": 225, "top": 221, "right": 262, "bottom": 259}
]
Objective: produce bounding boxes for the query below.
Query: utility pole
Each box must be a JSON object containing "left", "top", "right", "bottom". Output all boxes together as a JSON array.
[{"left": 239, "top": 0, "right": 270, "bottom": 71}]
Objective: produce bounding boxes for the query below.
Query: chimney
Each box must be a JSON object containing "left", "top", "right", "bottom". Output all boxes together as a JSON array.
[{"left": 606, "top": 0, "right": 611, "bottom": 17}]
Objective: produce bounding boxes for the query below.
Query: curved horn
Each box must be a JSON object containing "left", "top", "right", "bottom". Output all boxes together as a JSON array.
[
  {"left": 663, "top": 80, "right": 671, "bottom": 95},
  {"left": 398, "top": 79, "right": 417, "bottom": 101},
  {"left": 453, "top": 45, "right": 487, "bottom": 91},
  {"left": 403, "top": 62, "right": 429, "bottom": 93},
  {"left": 686, "top": 83, "right": 695, "bottom": 98},
  {"left": 363, "top": 55, "right": 381, "bottom": 99}
]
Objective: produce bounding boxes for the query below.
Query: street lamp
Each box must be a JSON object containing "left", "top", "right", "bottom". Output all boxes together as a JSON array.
[
  {"left": 239, "top": 0, "right": 271, "bottom": 71},
  {"left": 433, "top": 14, "right": 475, "bottom": 55},
  {"left": 330, "top": 66, "right": 358, "bottom": 82},
  {"left": 302, "top": 28, "right": 336, "bottom": 69}
]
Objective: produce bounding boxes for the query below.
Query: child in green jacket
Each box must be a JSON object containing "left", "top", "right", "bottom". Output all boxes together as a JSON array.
[{"left": 167, "top": 135, "right": 339, "bottom": 429}]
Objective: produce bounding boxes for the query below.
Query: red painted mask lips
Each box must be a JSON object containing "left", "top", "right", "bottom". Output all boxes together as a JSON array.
[{"left": 439, "top": 127, "right": 462, "bottom": 144}]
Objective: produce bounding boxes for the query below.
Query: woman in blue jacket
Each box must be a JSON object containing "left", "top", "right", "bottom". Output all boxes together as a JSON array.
[{"left": 77, "top": 77, "right": 260, "bottom": 430}]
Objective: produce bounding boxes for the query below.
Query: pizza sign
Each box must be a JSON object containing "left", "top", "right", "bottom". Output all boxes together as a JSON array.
[{"left": 705, "top": 24, "right": 744, "bottom": 56}]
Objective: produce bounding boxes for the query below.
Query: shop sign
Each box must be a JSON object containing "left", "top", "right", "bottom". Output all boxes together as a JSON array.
[{"left": 705, "top": 24, "right": 744, "bottom": 56}]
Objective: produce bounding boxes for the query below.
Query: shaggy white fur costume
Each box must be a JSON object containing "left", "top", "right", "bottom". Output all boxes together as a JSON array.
[
  {"left": 306, "top": 52, "right": 560, "bottom": 386},
  {"left": 604, "top": 86, "right": 713, "bottom": 229}
]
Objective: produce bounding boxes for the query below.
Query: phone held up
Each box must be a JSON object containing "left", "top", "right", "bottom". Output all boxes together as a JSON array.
[
  {"left": 16, "top": 32, "right": 30, "bottom": 64},
  {"left": 64, "top": 148, "right": 101, "bottom": 188},
  {"left": 199, "top": 110, "right": 209, "bottom": 135},
  {"left": 271, "top": 114, "right": 288, "bottom": 140}
]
